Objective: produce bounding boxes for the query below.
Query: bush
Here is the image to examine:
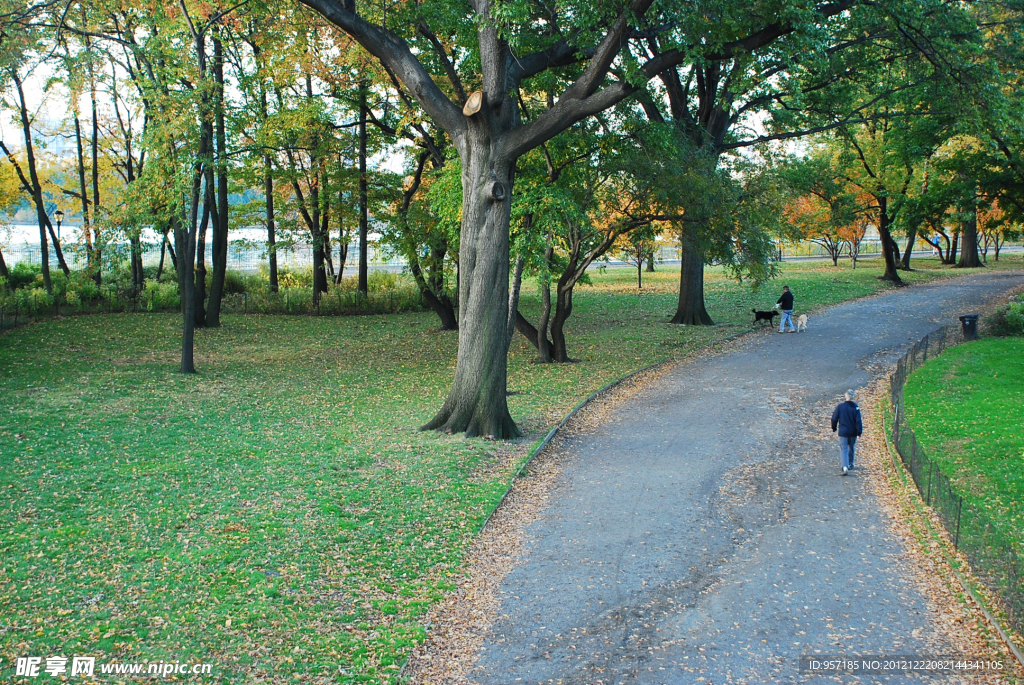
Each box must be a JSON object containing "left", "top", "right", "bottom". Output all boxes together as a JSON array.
[
  {"left": 277, "top": 266, "right": 313, "bottom": 289},
  {"left": 220, "top": 270, "right": 249, "bottom": 294},
  {"left": 141, "top": 281, "right": 180, "bottom": 311},
  {"left": 12, "top": 286, "right": 54, "bottom": 314},
  {"left": 985, "top": 294, "right": 1024, "bottom": 336},
  {"left": 8, "top": 262, "right": 41, "bottom": 290},
  {"left": 367, "top": 270, "right": 398, "bottom": 292},
  {"left": 66, "top": 272, "right": 100, "bottom": 301}
]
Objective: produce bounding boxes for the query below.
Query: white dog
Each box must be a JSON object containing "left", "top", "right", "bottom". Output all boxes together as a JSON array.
[{"left": 796, "top": 314, "right": 808, "bottom": 332}]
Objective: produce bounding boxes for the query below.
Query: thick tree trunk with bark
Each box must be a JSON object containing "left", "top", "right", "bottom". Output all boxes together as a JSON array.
[
  {"left": 422, "top": 136, "right": 520, "bottom": 438},
  {"left": 549, "top": 280, "right": 573, "bottom": 363},
  {"left": 671, "top": 227, "right": 714, "bottom": 325},
  {"left": 957, "top": 214, "right": 983, "bottom": 268},
  {"left": 876, "top": 198, "right": 903, "bottom": 284},
  {"left": 536, "top": 248, "right": 554, "bottom": 362},
  {"left": 900, "top": 226, "right": 918, "bottom": 270}
]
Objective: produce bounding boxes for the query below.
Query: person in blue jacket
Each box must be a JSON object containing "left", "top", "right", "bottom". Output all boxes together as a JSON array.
[{"left": 831, "top": 390, "right": 863, "bottom": 475}]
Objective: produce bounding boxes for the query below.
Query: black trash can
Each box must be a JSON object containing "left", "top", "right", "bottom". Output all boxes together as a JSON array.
[{"left": 959, "top": 314, "right": 979, "bottom": 341}]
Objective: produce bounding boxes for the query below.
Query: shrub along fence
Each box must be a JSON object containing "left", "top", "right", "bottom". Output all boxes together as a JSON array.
[{"left": 889, "top": 325, "right": 1023, "bottom": 636}]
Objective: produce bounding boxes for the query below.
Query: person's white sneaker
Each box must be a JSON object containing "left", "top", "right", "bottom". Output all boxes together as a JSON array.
[{"left": 842, "top": 467, "right": 848, "bottom": 476}]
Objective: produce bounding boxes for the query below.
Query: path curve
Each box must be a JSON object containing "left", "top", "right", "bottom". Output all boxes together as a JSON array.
[{"left": 473, "top": 271, "right": 1024, "bottom": 684}]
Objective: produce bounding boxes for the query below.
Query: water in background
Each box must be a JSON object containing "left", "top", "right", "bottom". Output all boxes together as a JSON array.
[{"left": 1, "top": 224, "right": 405, "bottom": 273}]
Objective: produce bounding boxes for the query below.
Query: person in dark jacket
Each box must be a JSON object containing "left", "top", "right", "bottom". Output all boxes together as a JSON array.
[
  {"left": 776, "top": 285, "right": 795, "bottom": 333},
  {"left": 831, "top": 390, "right": 863, "bottom": 475}
]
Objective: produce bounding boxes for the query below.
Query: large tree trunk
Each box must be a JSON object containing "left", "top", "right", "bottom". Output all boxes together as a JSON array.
[
  {"left": 536, "top": 249, "right": 554, "bottom": 363},
  {"left": 549, "top": 279, "right": 573, "bottom": 363},
  {"left": 950, "top": 230, "right": 959, "bottom": 264},
  {"left": 671, "top": 226, "right": 714, "bottom": 325},
  {"left": 206, "top": 34, "right": 230, "bottom": 327},
  {"left": 957, "top": 214, "right": 983, "bottom": 268},
  {"left": 876, "top": 198, "right": 903, "bottom": 284},
  {"left": 421, "top": 140, "right": 519, "bottom": 439},
  {"left": 357, "top": 83, "right": 369, "bottom": 295},
  {"left": 900, "top": 225, "right": 918, "bottom": 270}
]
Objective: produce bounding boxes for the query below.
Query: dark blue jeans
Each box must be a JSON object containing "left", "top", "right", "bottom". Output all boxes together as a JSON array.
[{"left": 839, "top": 435, "right": 857, "bottom": 469}]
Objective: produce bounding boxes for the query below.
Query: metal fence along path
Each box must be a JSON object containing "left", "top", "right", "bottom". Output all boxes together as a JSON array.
[{"left": 889, "top": 326, "right": 1023, "bottom": 636}]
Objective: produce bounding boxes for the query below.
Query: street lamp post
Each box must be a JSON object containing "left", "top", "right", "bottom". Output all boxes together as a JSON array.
[{"left": 54, "top": 210, "right": 65, "bottom": 241}]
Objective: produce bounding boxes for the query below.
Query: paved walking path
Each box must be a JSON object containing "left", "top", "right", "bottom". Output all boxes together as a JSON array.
[{"left": 475, "top": 271, "right": 1024, "bottom": 684}]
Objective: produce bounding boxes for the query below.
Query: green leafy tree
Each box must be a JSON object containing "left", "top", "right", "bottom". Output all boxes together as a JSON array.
[{"left": 296, "top": 0, "right": 861, "bottom": 438}]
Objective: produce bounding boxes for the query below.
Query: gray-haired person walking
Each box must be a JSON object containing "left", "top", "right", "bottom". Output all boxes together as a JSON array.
[{"left": 831, "top": 390, "right": 863, "bottom": 476}]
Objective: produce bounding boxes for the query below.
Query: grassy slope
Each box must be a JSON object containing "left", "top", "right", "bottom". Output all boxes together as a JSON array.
[
  {"left": 0, "top": 256, "right": 1017, "bottom": 684},
  {"left": 902, "top": 335, "right": 1024, "bottom": 553}
]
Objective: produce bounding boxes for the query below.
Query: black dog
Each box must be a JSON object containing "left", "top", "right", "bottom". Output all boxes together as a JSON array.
[{"left": 752, "top": 309, "right": 778, "bottom": 326}]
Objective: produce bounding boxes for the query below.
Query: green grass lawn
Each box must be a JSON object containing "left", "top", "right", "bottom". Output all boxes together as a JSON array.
[
  {"left": 902, "top": 335, "right": 1024, "bottom": 556},
  {"left": 0, "top": 255, "right": 1018, "bottom": 684}
]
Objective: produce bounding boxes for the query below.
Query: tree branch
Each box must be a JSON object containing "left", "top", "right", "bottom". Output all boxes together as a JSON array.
[{"left": 297, "top": 0, "right": 466, "bottom": 144}]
